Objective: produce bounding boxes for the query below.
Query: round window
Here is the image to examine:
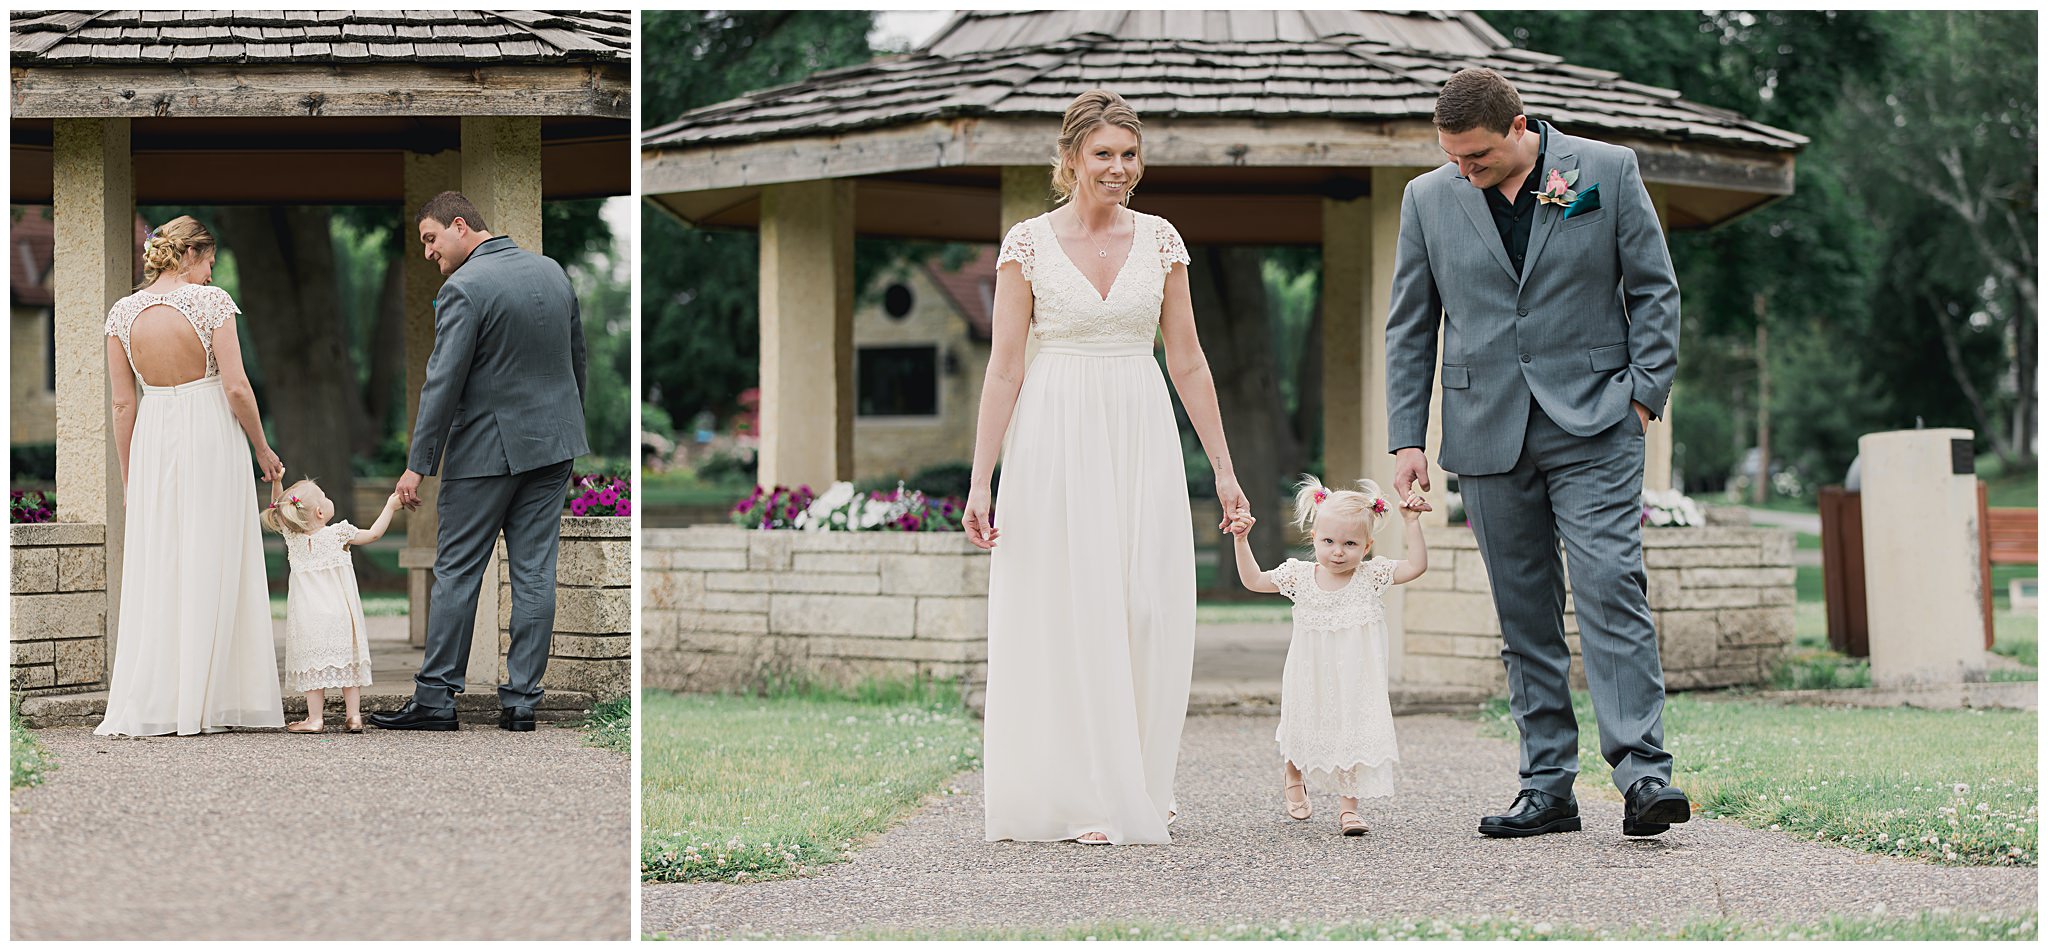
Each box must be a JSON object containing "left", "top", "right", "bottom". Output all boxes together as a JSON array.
[{"left": 883, "top": 283, "right": 914, "bottom": 319}]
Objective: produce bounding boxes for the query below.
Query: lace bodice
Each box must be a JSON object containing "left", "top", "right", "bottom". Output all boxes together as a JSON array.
[
  {"left": 1273, "top": 557, "right": 1396, "bottom": 632},
  {"left": 284, "top": 521, "right": 359, "bottom": 572},
  {"left": 104, "top": 284, "right": 241, "bottom": 378},
  {"left": 997, "top": 210, "right": 1191, "bottom": 345}
]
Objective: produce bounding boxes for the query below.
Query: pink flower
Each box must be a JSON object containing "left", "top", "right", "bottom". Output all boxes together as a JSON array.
[
  {"left": 597, "top": 488, "right": 619, "bottom": 507},
  {"left": 1371, "top": 498, "right": 1388, "bottom": 514},
  {"left": 570, "top": 498, "right": 588, "bottom": 516},
  {"left": 616, "top": 500, "right": 631, "bottom": 517},
  {"left": 1546, "top": 168, "right": 1569, "bottom": 193}
]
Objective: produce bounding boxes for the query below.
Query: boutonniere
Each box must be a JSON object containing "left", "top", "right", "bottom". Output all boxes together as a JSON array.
[{"left": 1535, "top": 167, "right": 1581, "bottom": 207}]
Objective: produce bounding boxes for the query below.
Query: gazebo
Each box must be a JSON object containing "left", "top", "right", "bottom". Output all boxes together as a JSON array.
[
  {"left": 641, "top": 10, "right": 1805, "bottom": 685},
  {"left": 9, "top": 9, "right": 629, "bottom": 696}
]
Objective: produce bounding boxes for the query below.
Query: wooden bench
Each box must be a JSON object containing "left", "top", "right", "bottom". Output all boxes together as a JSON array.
[{"left": 1986, "top": 507, "right": 2038, "bottom": 565}]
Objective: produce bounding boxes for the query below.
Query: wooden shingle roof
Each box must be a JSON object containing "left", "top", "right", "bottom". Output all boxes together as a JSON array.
[
  {"left": 646, "top": 10, "right": 1802, "bottom": 154},
  {"left": 10, "top": 10, "right": 630, "bottom": 65}
]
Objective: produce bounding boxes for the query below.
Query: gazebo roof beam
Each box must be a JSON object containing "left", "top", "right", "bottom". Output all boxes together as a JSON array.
[{"left": 10, "top": 63, "right": 629, "bottom": 119}]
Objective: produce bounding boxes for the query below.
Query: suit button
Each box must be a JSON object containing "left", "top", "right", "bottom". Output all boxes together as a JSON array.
[
  {"left": 1521, "top": 353, "right": 1532, "bottom": 363},
  {"left": 1517, "top": 309, "right": 1529, "bottom": 316}
]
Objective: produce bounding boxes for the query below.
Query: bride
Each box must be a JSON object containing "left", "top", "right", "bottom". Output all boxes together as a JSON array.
[
  {"left": 96, "top": 216, "right": 286, "bottom": 736},
  {"left": 965, "top": 90, "right": 1247, "bottom": 845}
]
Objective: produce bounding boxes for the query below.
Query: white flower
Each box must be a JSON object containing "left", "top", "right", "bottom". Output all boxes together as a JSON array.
[{"left": 1954, "top": 783, "right": 1971, "bottom": 796}]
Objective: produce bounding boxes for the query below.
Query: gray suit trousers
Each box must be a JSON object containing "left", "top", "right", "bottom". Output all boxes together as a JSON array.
[
  {"left": 1459, "top": 400, "right": 1671, "bottom": 798},
  {"left": 414, "top": 459, "right": 573, "bottom": 710}
]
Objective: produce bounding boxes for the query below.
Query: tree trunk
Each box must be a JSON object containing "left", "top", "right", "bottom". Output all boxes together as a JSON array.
[
  {"left": 363, "top": 246, "right": 406, "bottom": 457},
  {"left": 214, "top": 206, "right": 359, "bottom": 525},
  {"left": 1189, "top": 244, "right": 1301, "bottom": 597},
  {"left": 1751, "top": 296, "right": 1770, "bottom": 506}
]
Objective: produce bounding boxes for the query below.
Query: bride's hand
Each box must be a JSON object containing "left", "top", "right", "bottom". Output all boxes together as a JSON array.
[
  {"left": 963, "top": 486, "right": 999, "bottom": 550},
  {"left": 255, "top": 447, "right": 284, "bottom": 483},
  {"left": 1214, "top": 475, "right": 1249, "bottom": 529}
]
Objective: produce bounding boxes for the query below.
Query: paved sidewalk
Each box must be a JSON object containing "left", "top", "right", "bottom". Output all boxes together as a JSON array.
[
  {"left": 642, "top": 714, "right": 2036, "bottom": 939},
  {"left": 12, "top": 724, "right": 631, "bottom": 940}
]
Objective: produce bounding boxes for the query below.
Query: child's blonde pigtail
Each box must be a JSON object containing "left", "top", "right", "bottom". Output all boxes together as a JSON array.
[{"left": 1292, "top": 474, "right": 1330, "bottom": 534}]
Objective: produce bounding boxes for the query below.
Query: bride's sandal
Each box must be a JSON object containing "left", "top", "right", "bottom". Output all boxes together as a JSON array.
[
  {"left": 285, "top": 719, "right": 325, "bottom": 734},
  {"left": 1283, "top": 781, "right": 1312, "bottom": 821},
  {"left": 1339, "top": 810, "right": 1369, "bottom": 836},
  {"left": 1074, "top": 832, "right": 1111, "bottom": 845}
]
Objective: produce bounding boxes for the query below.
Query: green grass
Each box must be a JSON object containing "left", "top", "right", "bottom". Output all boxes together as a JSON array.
[
  {"left": 11, "top": 705, "right": 50, "bottom": 790},
  {"left": 1795, "top": 564, "right": 1824, "bottom": 603},
  {"left": 1481, "top": 692, "right": 2037, "bottom": 866},
  {"left": 582, "top": 697, "right": 631, "bottom": 754},
  {"left": 640, "top": 683, "right": 982, "bottom": 884},
  {"left": 1980, "top": 459, "right": 2038, "bottom": 509},
  {"left": 1994, "top": 622, "right": 2036, "bottom": 667},
  {"left": 642, "top": 469, "right": 750, "bottom": 508},
  {"left": 851, "top": 911, "right": 2038, "bottom": 941},
  {"left": 1795, "top": 530, "right": 1821, "bottom": 550},
  {"left": 1768, "top": 647, "right": 1872, "bottom": 690},
  {"left": 1195, "top": 601, "right": 1292, "bottom": 624}
]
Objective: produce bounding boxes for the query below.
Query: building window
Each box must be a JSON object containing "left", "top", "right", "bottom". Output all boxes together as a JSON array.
[
  {"left": 883, "top": 282, "right": 914, "bottom": 320},
  {"left": 857, "top": 345, "right": 938, "bottom": 417}
]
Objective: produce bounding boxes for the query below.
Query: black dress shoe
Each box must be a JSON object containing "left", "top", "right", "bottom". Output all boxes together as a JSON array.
[
  {"left": 499, "top": 706, "right": 536, "bottom": 732},
  {"left": 368, "top": 701, "right": 458, "bottom": 731},
  {"left": 1623, "top": 776, "right": 1692, "bottom": 836},
  {"left": 1479, "top": 789, "right": 1581, "bottom": 838}
]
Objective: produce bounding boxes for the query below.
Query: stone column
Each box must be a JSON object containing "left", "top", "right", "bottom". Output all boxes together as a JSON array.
[
  {"left": 1000, "top": 166, "right": 1056, "bottom": 365},
  {"left": 1860, "top": 428, "right": 1987, "bottom": 687},
  {"left": 50, "top": 118, "right": 131, "bottom": 668},
  {"left": 400, "top": 149, "right": 461, "bottom": 648},
  {"left": 1644, "top": 184, "right": 1676, "bottom": 491},
  {"left": 757, "top": 179, "right": 855, "bottom": 489},
  {"left": 457, "top": 116, "right": 546, "bottom": 688}
]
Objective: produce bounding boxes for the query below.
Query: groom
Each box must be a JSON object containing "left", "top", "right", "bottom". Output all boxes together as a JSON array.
[
  {"left": 1386, "top": 69, "right": 1691, "bottom": 837},
  {"left": 372, "top": 191, "right": 589, "bottom": 733}
]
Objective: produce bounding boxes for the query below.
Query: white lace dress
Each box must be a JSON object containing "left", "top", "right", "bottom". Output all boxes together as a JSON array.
[
  {"left": 281, "top": 521, "right": 375, "bottom": 691},
  {"left": 96, "top": 283, "right": 285, "bottom": 736},
  {"left": 1272, "top": 557, "right": 1400, "bottom": 798},
  {"left": 982, "top": 210, "right": 1197, "bottom": 845}
]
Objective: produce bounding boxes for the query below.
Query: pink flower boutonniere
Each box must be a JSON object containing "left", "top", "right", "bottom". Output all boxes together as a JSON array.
[{"left": 1536, "top": 167, "right": 1582, "bottom": 207}]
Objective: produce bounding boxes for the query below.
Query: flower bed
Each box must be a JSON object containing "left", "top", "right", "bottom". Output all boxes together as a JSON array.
[
  {"left": 732, "top": 482, "right": 965, "bottom": 532},
  {"left": 568, "top": 472, "right": 631, "bottom": 518}
]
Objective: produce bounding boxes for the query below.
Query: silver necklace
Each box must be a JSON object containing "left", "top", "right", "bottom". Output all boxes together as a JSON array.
[{"left": 1079, "top": 206, "right": 1120, "bottom": 258}]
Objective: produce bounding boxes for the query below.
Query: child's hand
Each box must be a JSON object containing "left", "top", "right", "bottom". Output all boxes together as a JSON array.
[
  {"left": 1228, "top": 513, "right": 1256, "bottom": 537},
  {"left": 1399, "top": 492, "right": 1431, "bottom": 521},
  {"left": 386, "top": 491, "right": 403, "bottom": 511}
]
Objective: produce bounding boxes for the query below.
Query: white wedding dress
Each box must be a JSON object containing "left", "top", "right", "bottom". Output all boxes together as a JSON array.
[
  {"left": 96, "top": 284, "right": 284, "bottom": 736},
  {"left": 983, "top": 210, "right": 1196, "bottom": 845}
]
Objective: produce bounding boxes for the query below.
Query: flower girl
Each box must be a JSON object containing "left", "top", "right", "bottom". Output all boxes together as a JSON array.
[
  {"left": 1227, "top": 475, "right": 1429, "bottom": 835},
  {"left": 262, "top": 472, "right": 400, "bottom": 734}
]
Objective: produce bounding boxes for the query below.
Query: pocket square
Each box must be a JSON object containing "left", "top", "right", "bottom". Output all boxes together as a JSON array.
[{"left": 1563, "top": 183, "right": 1601, "bottom": 220}]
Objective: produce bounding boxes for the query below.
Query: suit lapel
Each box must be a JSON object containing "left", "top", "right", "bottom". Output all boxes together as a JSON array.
[
  {"left": 1453, "top": 172, "right": 1518, "bottom": 281},
  {"left": 1518, "top": 136, "right": 1577, "bottom": 289}
]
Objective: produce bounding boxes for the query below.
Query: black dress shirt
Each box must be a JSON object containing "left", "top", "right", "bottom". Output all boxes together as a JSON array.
[{"left": 1484, "top": 123, "right": 1548, "bottom": 277}]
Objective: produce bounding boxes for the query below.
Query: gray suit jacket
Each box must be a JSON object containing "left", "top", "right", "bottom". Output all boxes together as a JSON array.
[
  {"left": 1386, "top": 122, "right": 1680, "bottom": 476},
  {"left": 408, "top": 235, "right": 590, "bottom": 479}
]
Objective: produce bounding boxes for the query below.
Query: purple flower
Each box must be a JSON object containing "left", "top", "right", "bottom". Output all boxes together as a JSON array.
[
  {"left": 570, "top": 498, "right": 589, "bottom": 516},
  {"left": 597, "top": 488, "right": 619, "bottom": 507},
  {"left": 616, "top": 500, "right": 631, "bottom": 517}
]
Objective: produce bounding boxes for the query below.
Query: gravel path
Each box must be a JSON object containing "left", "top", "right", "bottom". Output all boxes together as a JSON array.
[
  {"left": 12, "top": 724, "right": 631, "bottom": 940},
  {"left": 642, "top": 714, "right": 2036, "bottom": 939}
]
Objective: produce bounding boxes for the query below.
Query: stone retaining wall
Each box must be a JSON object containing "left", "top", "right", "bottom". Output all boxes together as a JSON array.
[
  {"left": 496, "top": 516, "right": 632, "bottom": 702},
  {"left": 643, "top": 526, "right": 989, "bottom": 700},
  {"left": 1402, "top": 525, "right": 1797, "bottom": 692},
  {"left": 10, "top": 523, "right": 108, "bottom": 693}
]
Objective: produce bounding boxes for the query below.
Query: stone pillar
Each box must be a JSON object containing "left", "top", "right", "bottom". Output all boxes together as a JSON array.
[
  {"left": 1324, "top": 168, "right": 1435, "bottom": 680},
  {"left": 400, "top": 149, "right": 461, "bottom": 648},
  {"left": 457, "top": 116, "right": 546, "bottom": 687},
  {"left": 1000, "top": 166, "right": 1057, "bottom": 365},
  {"left": 50, "top": 118, "right": 130, "bottom": 669},
  {"left": 757, "top": 178, "right": 855, "bottom": 489},
  {"left": 1860, "top": 428, "right": 1987, "bottom": 687},
  {"left": 1644, "top": 184, "right": 1676, "bottom": 491}
]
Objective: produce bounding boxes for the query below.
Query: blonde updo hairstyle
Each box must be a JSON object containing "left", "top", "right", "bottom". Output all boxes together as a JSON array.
[
  {"left": 137, "top": 215, "right": 217, "bottom": 290},
  {"left": 262, "top": 478, "right": 325, "bottom": 536},
  {"left": 1292, "top": 474, "right": 1393, "bottom": 545},
  {"left": 1050, "top": 89, "right": 1145, "bottom": 204}
]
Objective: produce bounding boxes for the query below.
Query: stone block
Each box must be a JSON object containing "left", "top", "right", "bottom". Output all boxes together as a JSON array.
[
  {"left": 1716, "top": 606, "right": 1795, "bottom": 647},
  {"left": 12, "top": 664, "right": 55, "bottom": 690},
  {"left": 789, "top": 532, "right": 921, "bottom": 553},
  {"left": 9, "top": 523, "right": 104, "bottom": 547},
  {"left": 672, "top": 549, "right": 748, "bottom": 571},
  {"left": 1643, "top": 527, "right": 1775, "bottom": 549},
  {"left": 1680, "top": 567, "right": 1797, "bottom": 589},
  {"left": 54, "top": 637, "right": 105, "bottom": 686},
  {"left": 1402, "top": 590, "right": 1501, "bottom": 636},
  {"left": 553, "top": 587, "right": 631, "bottom": 634},
  {"left": 915, "top": 597, "right": 988, "bottom": 640},
  {"left": 916, "top": 534, "right": 982, "bottom": 555},
  {"left": 549, "top": 633, "right": 632, "bottom": 660},
  {"left": 1658, "top": 619, "right": 1720, "bottom": 671},
  {"left": 11, "top": 592, "right": 106, "bottom": 641},
  {"left": 881, "top": 554, "right": 983, "bottom": 596},
  {"left": 556, "top": 539, "right": 630, "bottom": 587},
  {"left": 13, "top": 640, "right": 55, "bottom": 666},
  {"left": 748, "top": 533, "right": 795, "bottom": 571},
  {"left": 1757, "top": 586, "right": 1796, "bottom": 606},
  {"left": 1644, "top": 546, "right": 1763, "bottom": 569},
  {"left": 559, "top": 515, "right": 632, "bottom": 540},
  {"left": 641, "top": 548, "right": 678, "bottom": 570},
  {"left": 1453, "top": 552, "right": 1492, "bottom": 593},
  {"left": 655, "top": 527, "right": 748, "bottom": 550},
  {"left": 1404, "top": 631, "right": 1500, "bottom": 660},
  {"left": 541, "top": 656, "right": 630, "bottom": 701},
  {"left": 11, "top": 547, "right": 58, "bottom": 594},
  {"left": 770, "top": 572, "right": 883, "bottom": 595},
  {"left": 642, "top": 650, "right": 747, "bottom": 693},
  {"left": 647, "top": 570, "right": 708, "bottom": 609},
  {"left": 770, "top": 593, "right": 915, "bottom": 638},
  {"left": 58, "top": 546, "right": 106, "bottom": 592},
  {"left": 1676, "top": 586, "right": 1760, "bottom": 610},
  {"left": 1406, "top": 552, "right": 1455, "bottom": 589},
  {"left": 704, "top": 591, "right": 771, "bottom": 614},
  {"left": 810, "top": 656, "right": 920, "bottom": 686},
  {"left": 1758, "top": 530, "right": 1795, "bottom": 566},
  {"left": 1420, "top": 526, "right": 1482, "bottom": 551},
  {"left": 1400, "top": 652, "right": 1504, "bottom": 691},
  {"left": 1646, "top": 571, "right": 1680, "bottom": 610},
  {"left": 791, "top": 553, "right": 880, "bottom": 574},
  {"left": 672, "top": 609, "right": 769, "bottom": 636},
  {"left": 701, "top": 571, "right": 771, "bottom": 593},
  {"left": 810, "top": 635, "right": 984, "bottom": 663}
]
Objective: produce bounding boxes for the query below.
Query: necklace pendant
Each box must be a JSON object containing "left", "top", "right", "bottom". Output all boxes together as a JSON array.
[{"left": 1097, "top": 249, "right": 1107, "bottom": 257}]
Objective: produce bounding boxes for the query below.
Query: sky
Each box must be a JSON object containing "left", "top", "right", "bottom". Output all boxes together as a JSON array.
[{"left": 871, "top": 10, "right": 952, "bottom": 52}]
